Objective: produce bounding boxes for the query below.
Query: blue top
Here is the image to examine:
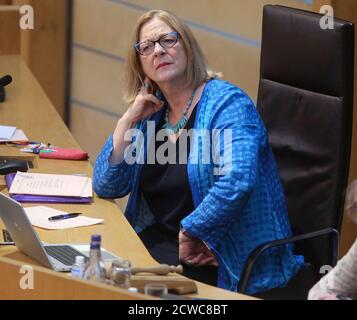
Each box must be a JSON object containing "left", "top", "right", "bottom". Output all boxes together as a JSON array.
[{"left": 93, "top": 79, "right": 304, "bottom": 294}]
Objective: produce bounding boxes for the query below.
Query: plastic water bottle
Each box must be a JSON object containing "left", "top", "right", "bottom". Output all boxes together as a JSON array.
[
  {"left": 83, "top": 234, "right": 106, "bottom": 283},
  {"left": 71, "top": 256, "right": 86, "bottom": 279}
]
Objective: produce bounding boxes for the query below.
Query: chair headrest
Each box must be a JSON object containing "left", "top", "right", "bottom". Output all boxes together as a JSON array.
[{"left": 261, "top": 5, "right": 354, "bottom": 97}]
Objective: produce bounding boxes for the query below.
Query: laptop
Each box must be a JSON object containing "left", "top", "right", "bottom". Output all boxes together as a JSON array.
[{"left": 0, "top": 192, "right": 120, "bottom": 272}]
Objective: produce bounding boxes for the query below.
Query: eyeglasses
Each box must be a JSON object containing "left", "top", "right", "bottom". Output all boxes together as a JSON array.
[{"left": 134, "top": 32, "right": 179, "bottom": 56}]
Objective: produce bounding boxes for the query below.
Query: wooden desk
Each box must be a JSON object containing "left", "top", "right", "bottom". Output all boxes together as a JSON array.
[{"left": 0, "top": 55, "right": 254, "bottom": 300}]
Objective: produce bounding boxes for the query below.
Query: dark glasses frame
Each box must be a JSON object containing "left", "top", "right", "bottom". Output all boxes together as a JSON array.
[{"left": 134, "top": 31, "right": 179, "bottom": 56}]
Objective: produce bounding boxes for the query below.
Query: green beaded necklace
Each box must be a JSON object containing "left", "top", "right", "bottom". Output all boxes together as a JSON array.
[{"left": 163, "top": 88, "right": 197, "bottom": 134}]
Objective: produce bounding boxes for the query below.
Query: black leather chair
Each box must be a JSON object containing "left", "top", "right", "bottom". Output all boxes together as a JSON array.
[{"left": 237, "top": 5, "right": 354, "bottom": 299}]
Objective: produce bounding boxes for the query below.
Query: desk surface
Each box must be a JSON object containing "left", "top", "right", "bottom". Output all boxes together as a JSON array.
[{"left": 0, "top": 55, "right": 253, "bottom": 300}]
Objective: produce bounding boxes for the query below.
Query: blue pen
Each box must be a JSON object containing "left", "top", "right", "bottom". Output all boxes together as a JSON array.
[
  {"left": 48, "top": 213, "right": 81, "bottom": 222},
  {"left": 32, "top": 146, "right": 41, "bottom": 154}
]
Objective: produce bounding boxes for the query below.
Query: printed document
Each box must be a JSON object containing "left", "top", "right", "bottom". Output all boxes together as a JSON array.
[{"left": 9, "top": 172, "right": 92, "bottom": 197}]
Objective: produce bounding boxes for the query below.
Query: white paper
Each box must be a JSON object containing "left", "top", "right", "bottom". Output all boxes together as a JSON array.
[
  {"left": 0, "top": 125, "right": 16, "bottom": 139},
  {"left": 24, "top": 206, "right": 103, "bottom": 230},
  {"left": 0, "top": 129, "right": 29, "bottom": 142},
  {"left": 9, "top": 172, "right": 93, "bottom": 197},
  {"left": 80, "top": 176, "right": 92, "bottom": 197}
]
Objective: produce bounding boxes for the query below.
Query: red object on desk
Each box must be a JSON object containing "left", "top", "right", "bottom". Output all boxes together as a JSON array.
[{"left": 39, "top": 147, "right": 88, "bottom": 160}]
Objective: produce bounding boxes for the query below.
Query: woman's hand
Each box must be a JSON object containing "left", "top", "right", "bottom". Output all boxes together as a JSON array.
[
  {"left": 179, "top": 229, "right": 218, "bottom": 267},
  {"left": 123, "top": 77, "right": 164, "bottom": 124},
  {"left": 110, "top": 78, "right": 164, "bottom": 163}
]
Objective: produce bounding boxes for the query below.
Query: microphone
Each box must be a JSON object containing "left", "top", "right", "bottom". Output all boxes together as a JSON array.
[
  {"left": 0, "top": 75, "right": 12, "bottom": 87},
  {"left": 0, "top": 74, "right": 12, "bottom": 103}
]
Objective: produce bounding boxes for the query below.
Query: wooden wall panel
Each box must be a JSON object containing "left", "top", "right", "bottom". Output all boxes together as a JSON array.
[
  {"left": 71, "top": 46, "right": 126, "bottom": 115},
  {"left": 70, "top": 104, "right": 118, "bottom": 163},
  {"left": 11, "top": 0, "right": 69, "bottom": 120},
  {"left": 191, "top": 28, "right": 260, "bottom": 99},
  {"left": 72, "top": 0, "right": 138, "bottom": 57},
  {"left": 0, "top": 5, "right": 20, "bottom": 54},
  {"left": 128, "top": 0, "right": 312, "bottom": 42}
]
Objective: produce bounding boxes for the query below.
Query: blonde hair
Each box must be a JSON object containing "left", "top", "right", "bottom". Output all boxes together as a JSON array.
[{"left": 124, "top": 9, "right": 221, "bottom": 104}]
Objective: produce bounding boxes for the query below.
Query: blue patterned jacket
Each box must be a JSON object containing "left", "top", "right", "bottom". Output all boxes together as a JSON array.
[{"left": 93, "top": 79, "right": 304, "bottom": 294}]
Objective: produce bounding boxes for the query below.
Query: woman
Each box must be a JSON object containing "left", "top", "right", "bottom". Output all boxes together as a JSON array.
[
  {"left": 93, "top": 9, "right": 303, "bottom": 294},
  {"left": 308, "top": 180, "right": 357, "bottom": 300}
]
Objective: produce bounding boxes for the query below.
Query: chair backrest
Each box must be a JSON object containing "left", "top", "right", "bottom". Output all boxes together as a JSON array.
[{"left": 257, "top": 5, "right": 354, "bottom": 270}]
